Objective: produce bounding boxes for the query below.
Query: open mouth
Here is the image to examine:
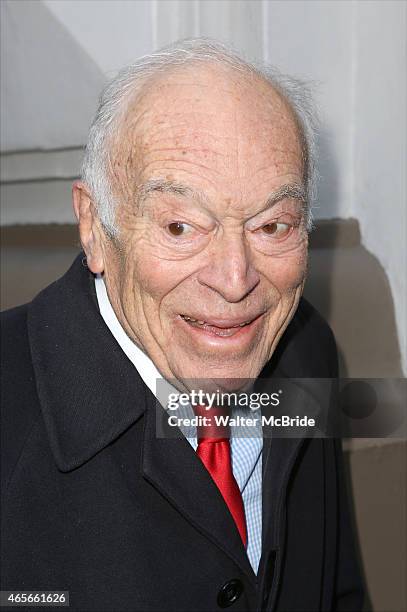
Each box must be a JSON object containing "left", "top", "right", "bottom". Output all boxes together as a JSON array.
[{"left": 179, "top": 314, "right": 260, "bottom": 337}]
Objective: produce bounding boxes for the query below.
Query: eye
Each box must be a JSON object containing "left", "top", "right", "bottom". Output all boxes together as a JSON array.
[
  {"left": 260, "top": 222, "right": 292, "bottom": 238},
  {"left": 167, "top": 222, "right": 193, "bottom": 236}
]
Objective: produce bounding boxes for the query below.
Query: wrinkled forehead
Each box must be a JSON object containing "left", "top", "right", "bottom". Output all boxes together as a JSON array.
[{"left": 109, "top": 63, "right": 304, "bottom": 197}]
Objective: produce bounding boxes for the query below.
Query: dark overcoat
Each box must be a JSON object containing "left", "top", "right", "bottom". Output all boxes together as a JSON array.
[{"left": 1, "top": 255, "right": 364, "bottom": 611}]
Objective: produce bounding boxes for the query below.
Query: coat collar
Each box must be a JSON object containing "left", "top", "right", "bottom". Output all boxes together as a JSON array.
[{"left": 27, "top": 254, "right": 149, "bottom": 472}]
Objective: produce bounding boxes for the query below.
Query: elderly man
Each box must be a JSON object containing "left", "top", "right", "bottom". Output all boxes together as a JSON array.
[{"left": 1, "top": 39, "right": 364, "bottom": 611}]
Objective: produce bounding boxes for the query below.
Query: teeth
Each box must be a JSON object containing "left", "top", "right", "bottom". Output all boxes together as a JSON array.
[{"left": 182, "top": 314, "right": 250, "bottom": 328}]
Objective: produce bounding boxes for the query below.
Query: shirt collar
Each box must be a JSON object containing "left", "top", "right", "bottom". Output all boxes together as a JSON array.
[{"left": 95, "top": 275, "right": 179, "bottom": 409}]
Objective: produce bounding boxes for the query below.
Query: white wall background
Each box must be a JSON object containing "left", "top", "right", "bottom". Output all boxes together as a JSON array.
[{"left": 1, "top": 0, "right": 406, "bottom": 371}]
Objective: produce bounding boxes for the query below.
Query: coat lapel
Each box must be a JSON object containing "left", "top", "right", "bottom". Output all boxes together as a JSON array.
[
  {"left": 27, "top": 254, "right": 148, "bottom": 472},
  {"left": 256, "top": 354, "right": 332, "bottom": 606},
  {"left": 142, "top": 391, "right": 256, "bottom": 583}
]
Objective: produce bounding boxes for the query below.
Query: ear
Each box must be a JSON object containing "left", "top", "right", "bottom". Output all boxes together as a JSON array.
[{"left": 72, "top": 181, "right": 105, "bottom": 274}]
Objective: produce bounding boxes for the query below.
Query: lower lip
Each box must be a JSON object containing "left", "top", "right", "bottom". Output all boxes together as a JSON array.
[{"left": 178, "top": 314, "right": 264, "bottom": 346}]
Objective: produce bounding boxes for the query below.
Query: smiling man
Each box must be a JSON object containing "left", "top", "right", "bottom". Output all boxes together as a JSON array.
[
  {"left": 76, "top": 57, "right": 309, "bottom": 386},
  {"left": 1, "top": 40, "right": 364, "bottom": 611}
]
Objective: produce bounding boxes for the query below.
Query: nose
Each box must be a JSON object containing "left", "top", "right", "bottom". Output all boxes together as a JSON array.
[{"left": 197, "top": 230, "right": 260, "bottom": 302}]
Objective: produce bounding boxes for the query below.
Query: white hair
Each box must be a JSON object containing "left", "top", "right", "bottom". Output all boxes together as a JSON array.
[{"left": 81, "top": 38, "right": 319, "bottom": 236}]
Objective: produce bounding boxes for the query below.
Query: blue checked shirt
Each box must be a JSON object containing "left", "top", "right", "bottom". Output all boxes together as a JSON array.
[{"left": 95, "top": 276, "right": 263, "bottom": 573}]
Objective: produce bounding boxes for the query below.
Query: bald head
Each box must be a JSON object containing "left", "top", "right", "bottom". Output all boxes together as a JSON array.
[
  {"left": 81, "top": 39, "right": 317, "bottom": 236},
  {"left": 108, "top": 61, "right": 305, "bottom": 226}
]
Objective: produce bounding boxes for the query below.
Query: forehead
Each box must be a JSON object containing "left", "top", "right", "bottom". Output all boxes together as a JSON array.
[{"left": 112, "top": 63, "right": 304, "bottom": 206}]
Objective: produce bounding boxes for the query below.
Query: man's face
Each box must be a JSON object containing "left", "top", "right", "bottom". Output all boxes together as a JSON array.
[{"left": 101, "top": 65, "right": 308, "bottom": 389}]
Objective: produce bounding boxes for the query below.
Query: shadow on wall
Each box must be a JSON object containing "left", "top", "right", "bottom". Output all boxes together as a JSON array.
[
  {"left": 305, "top": 219, "right": 403, "bottom": 379},
  {"left": 304, "top": 127, "right": 403, "bottom": 379}
]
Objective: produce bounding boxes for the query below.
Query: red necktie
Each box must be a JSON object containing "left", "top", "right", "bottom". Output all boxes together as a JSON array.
[{"left": 194, "top": 405, "right": 247, "bottom": 547}]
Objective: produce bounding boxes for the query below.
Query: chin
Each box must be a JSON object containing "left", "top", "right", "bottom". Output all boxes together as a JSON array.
[
  {"left": 173, "top": 357, "right": 263, "bottom": 394},
  {"left": 181, "top": 377, "right": 251, "bottom": 395}
]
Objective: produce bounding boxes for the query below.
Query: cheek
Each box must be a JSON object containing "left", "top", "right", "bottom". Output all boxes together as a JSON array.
[
  {"left": 117, "top": 229, "right": 198, "bottom": 319},
  {"left": 131, "top": 254, "right": 187, "bottom": 306},
  {"left": 262, "top": 247, "right": 308, "bottom": 294}
]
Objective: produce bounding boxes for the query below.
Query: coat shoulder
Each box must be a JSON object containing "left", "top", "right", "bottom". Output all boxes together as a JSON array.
[
  {"left": 266, "top": 297, "right": 339, "bottom": 378},
  {"left": 296, "top": 297, "right": 338, "bottom": 357},
  {"left": 1, "top": 304, "right": 41, "bottom": 493}
]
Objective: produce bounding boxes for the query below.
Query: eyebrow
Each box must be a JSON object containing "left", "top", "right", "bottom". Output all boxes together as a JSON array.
[
  {"left": 137, "top": 177, "right": 306, "bottom": 211},
  {"left": 263, "top": 183, "right": 306, "bottom": 210},
  {"left": 137, "top": 178, "right": 207, "bottom": 207}
]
